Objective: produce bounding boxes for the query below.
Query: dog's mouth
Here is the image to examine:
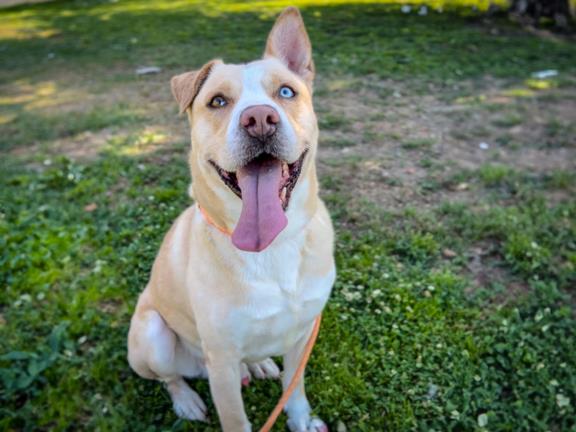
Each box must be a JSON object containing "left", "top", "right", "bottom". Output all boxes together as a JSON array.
[
  {"left": 209, "top": 151, "right": 307, "bottom": 252},
  {"left": 209, "top": 151, "right": 307, "bottom": 210}
]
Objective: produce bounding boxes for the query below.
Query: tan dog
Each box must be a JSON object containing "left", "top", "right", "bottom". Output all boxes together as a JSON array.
[{"left": 127, "top": 7, "right": 335, "bottom": 432}]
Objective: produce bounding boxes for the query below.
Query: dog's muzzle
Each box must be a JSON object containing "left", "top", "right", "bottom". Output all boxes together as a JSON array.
[{"left": 236, "top": 105, "right": 289, "bottom": 164}]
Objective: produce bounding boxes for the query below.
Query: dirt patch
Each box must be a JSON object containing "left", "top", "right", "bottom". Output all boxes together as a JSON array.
[
  {"left": 464, "top": 245, "right": 531, "bottom": 309},
  {"left": 2, "top": 68, "right": 187, "bottom": 162},
  {"left": 315, "top": 74, "right": 576, "bottom": 210},
  {"left": 3, "top": 68, "right": 575, "bottom": 210},
  {"left": 10, "top": 127, "right": 119, "bottom": 160}
]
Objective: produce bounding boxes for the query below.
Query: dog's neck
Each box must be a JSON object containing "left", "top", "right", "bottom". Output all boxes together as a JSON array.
[{"left": 190, "top": 158, "right": 320, "bottom": 247}]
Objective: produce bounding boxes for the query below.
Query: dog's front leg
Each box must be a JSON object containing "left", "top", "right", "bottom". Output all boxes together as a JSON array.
[
  {"left": 205, "top": 352, "right": 251, "bottom": 432},
  {"left": 283, "top": 322, "right": 328, "bottom": 432}
]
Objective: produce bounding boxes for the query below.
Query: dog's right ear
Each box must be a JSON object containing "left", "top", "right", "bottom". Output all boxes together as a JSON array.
[
  {"left": 264, "top": 7, "right": 314, "bottom": 84},
  {"left": 171, "top": 60, "right": 220, "bottom": 114}
]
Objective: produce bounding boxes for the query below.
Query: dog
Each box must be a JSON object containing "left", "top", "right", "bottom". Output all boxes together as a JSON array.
[{"left": 127, "top": 7, "right": 335, "bottom": 431}]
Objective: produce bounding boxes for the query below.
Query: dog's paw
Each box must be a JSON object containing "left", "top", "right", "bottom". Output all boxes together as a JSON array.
[
  {"left": 168, "top": 381, "right": 208, "bottom": 422},
  {"left": 288, "top": 416, "right": 328, "bottom": 432},
  {"left": 246, "top": 358, "right": 280, "bottom": 380},
  {"left": 241, "top": 363, "right": 251, "bottom": 387}
]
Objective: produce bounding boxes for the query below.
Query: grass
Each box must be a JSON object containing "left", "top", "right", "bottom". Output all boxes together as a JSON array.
[
  {"left": 492, "top": 113, "right": 523, "bottom": 128},
  {"left": 401, "top": 137, "right": 436, "bottom": 150},
  {"left": 318, "top": 113, "right": 352, "bottom": 131},
  {"left": 0, "top": 105, "right": 145, "bottom": 151},
  {"left": 545, "top": 119, "right": 576, "bottom": 148},
  {"left": 1, "top": 1, "right": 576, "bottom": 431},
  {"left": 477, "top": 164, "right": 515, "bottom": 187}
]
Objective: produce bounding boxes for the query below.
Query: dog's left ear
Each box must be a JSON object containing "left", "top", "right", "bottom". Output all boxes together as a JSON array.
[
  {"left": 264, "top": 7, "right": 314, "bottom": 84},
  {"left": 171, "top": 60, "right": 220, "bottom": 114}
]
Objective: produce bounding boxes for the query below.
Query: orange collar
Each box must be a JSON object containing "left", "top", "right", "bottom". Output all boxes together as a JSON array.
[{"left": 197, "top": 204, "right": 232, "bottom": 236}]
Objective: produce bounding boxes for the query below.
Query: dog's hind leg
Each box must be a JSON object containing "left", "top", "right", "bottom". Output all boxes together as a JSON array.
[
  {"left": 241, "top": 358, "right": 281, "bottom": 386},
  {"left": 128, "top": 295, "right": 207, "bottom": 422}
]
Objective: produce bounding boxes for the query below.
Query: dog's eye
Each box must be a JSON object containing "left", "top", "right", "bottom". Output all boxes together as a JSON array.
[
  {"left": 209, "top": 96, "right": 228, "bottom": 108},
  {"left": 278, "top": 86, "right": 295, "bottom": 99}
]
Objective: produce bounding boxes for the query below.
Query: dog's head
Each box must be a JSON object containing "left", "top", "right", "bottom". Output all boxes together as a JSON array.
[{"left": 171, "top": 7, "right": 319, "bottom": 252}]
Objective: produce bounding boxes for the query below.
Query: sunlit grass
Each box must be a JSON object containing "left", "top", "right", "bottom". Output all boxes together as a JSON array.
[
  {"left": 196, "top": 0, "right": 509, "bottom": 15},
  {"left": 0, "top": 81, "right": 56, "bottom": 106},
  {"left": 0, "top": 80, "right": 89, "bottom": 112},
  {"left": 0, "top": 9, "right": 59, "bottom": 40},
  {"left": 0, "top": 113, "right": 16, "bottom": 125},
  {"left": 110, "top": 128, "right": 171, "bottom": 156},
  {"left": 0, "top": 0, "right": 509, "bottom": 42},
  {"left": 525, "top": 78, "right": 556, "bottom": 90},
  {"left": 0, "top": 105, "right": 146, "bottom": 151}
]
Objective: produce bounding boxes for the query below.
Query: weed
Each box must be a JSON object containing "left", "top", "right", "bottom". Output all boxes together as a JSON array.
[
  {"left": 478, "top": 164, "right": 515, "bottom": 187},
  {"left": 401, "top": 137, "right": 435, "bottom": 150}
]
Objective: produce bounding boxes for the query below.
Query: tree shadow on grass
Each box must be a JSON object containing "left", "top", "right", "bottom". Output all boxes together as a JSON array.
[{"left": 1, "top": 0, "right": 575, "bottom": 84}]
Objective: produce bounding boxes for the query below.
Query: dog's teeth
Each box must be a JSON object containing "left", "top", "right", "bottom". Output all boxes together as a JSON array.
[
  {"left": 280, "top": 187, "right": 287, "bottom": 201},
  {"left": 282, "top": 163, "right": 289, "bottom": 178}
]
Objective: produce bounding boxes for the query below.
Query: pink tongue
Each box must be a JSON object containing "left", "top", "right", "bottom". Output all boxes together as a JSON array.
[{"left": 232, "top": 157, "right": 287, "bottom": 252}]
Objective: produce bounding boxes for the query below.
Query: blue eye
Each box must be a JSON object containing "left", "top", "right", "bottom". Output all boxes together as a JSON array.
[{"left": 279, "top": 86, "right": 295, "bottom": 99}]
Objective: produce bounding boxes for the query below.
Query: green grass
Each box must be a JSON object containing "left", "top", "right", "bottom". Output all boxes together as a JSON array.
[
  {"left": 0, "top": 105, "right": 145, "bottom": 151},
  {"left": 401, "top": 137, "right": 436, "bottom": 150},
  {"left": 318, "top": 113, "right": 352, "bottom": 131},
  {"left": 1, "top": 0, "right": 576, "bottom": 85},
  {"left": 2, "top": 155, "right": 575, "bottom": 431},
  {"left": 1, "top": 0, "right": 576, "bottom": 431},
  {"left": 492, "top": 113, "right": 523, "bottom": 128},
  {"left": 545, "top": 119, "right": 576, "bottom": 148},
  {"left": 478, "top": 164, "right": 515, "bottom": 187}
]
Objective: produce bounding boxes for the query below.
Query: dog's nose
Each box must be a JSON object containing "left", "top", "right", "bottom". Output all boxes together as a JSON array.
[{"left": 240, "top": 105, "right": 279, "bottom": 141}]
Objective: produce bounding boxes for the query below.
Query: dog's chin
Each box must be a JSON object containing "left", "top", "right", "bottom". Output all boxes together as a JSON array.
[{"left": 209, "top": 150, "right": 307, "bottom": 211}]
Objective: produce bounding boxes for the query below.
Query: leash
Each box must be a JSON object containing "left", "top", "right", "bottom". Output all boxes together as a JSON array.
[
  {"left": 197, "top": 204, "right": 323, "bottom": 431},
  {"left": 259, "top": 314, "right": 322, "bottom": 432}
]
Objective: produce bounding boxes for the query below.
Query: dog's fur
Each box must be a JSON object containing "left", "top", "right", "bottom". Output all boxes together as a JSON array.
[{"left": 127, "top": 8, "right": 335, "bottom": 431}]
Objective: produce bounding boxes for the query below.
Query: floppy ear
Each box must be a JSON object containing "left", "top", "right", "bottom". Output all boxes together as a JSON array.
[
  {"left": 264, "top": 7, "right": 314, "bottom": 84},
  {"left": 170, "top": 60, "right": 220, "bottom": 114}
]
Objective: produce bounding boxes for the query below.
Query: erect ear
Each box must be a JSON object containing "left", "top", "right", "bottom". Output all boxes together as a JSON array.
[
  {"left": 170, "top": 60, "right": 220, "bottom": 114},
  {"left": 264, "top": 7, "right": 314, "bottom": 84}
]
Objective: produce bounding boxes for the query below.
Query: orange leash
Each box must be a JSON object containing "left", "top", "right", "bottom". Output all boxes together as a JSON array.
[
  {"left": 259, "top": 314, "right": 322, "bottom": 432},
  {"left": 197, "top": 204, "right": 323, "bottom": 431}
]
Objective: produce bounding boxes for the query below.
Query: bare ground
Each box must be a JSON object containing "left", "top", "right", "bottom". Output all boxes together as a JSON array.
[
  {"left": 3, "top": 68, "right": 575, "bottom": 212},
  {"left": 315, "top": 74, "right": 576, "bottom": 210}
]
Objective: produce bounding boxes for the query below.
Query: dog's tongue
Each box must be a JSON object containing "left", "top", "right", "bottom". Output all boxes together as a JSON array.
[{"left": 232, "top": 157, "right": 287, "bottom": 252}]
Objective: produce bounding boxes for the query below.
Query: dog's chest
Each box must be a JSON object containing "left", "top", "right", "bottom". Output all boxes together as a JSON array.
[{"left": 228, "top": 243, "right": 334, "bottom": 360}]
